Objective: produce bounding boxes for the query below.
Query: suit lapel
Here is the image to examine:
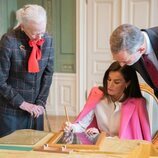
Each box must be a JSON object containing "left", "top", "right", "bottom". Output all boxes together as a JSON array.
[
  {"left": 132, "top": 58, "right": 155, "bottom": 89},
  {"left": 142, "top": 27, "right": 158, "bottom": 60}
]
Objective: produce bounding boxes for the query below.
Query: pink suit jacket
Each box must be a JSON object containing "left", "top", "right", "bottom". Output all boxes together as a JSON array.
[{"left": 75, "top": 87, "right": 151, "bottom": 141}]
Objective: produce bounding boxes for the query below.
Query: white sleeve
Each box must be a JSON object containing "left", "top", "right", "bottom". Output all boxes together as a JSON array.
[{"left": 71, "top": 110, "right": 95, "bottom": 133}]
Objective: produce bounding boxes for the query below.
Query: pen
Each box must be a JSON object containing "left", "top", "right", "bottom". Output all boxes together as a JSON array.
[{"left": 64, "top": 105, "right": 70, "bottom": 122}]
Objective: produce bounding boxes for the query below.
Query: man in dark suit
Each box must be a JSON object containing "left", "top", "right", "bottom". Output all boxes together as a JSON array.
[
  {"left": 0, "top": 4, "right": 54, "bottom": 137},
  {"left": 110, "top": 24, "right": 158, "bottom": 98}
]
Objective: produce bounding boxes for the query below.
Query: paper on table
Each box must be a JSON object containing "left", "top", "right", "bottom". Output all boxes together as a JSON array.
[
  {"left": 100, "top": 137, "right": 150, "bottom": 154},
  {"left": 0, "top": 129, "right": 49, "bottom": 145}
]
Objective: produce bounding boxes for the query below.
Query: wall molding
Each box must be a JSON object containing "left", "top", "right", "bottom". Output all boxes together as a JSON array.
[{"left": 46, "top": 73, "right": 76, "bottom": 116}]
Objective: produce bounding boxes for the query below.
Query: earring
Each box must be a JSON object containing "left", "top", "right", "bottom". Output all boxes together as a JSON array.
[{"left": 125, "top": 85, "right": 128, "bottom": 90}]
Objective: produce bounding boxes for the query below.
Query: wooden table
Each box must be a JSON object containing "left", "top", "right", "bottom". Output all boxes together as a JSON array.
[{"left": 0, "top": 129, "right": 157, "bottom": 158}]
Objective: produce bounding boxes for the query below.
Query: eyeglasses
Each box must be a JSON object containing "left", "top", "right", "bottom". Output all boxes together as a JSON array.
[{"left": 22, "top": 24, "right": 45, "bottom": 40}]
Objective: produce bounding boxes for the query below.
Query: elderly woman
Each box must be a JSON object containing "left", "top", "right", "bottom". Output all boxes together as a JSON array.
[
  {"left": 0, "top": 4, "right": 54, "bottom": 137},
  {"left": 63, "top": 61, "right": 151, "bottom": 141}
]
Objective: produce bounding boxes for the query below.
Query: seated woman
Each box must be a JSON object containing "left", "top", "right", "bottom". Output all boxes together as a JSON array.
[{"left": 63, "top": 61, "right": 151, "bottom": 141}]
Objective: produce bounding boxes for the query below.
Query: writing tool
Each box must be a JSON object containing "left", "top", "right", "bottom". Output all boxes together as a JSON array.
[{"left": 64, "top": 105, "right": 70, "bottom": 122}]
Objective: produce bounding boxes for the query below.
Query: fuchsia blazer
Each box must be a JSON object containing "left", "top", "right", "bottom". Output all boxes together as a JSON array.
[{"left": 75, "top": 87, "right": 151, "bottom": 141}]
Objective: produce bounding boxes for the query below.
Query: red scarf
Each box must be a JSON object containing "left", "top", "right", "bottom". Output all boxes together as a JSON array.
[{"left": 28, "top": 38, "right": 45, "bottom": 73}]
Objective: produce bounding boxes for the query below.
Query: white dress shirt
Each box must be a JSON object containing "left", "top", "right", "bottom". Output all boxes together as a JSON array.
[{"left": 72, "top": 98, "right": 121, "bottom": 137}]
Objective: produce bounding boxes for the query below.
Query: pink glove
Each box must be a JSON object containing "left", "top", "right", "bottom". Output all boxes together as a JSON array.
[
  {"left": 37, "top": 106, "right": 45, "bottom": 114},
  {"left": 20, "top": 102, "right": 45, "bottom": 118},
  {"left": 19, "top": 101, "right": 35, "bottom": 115},
  {"left": 34, "top": 106, "right": 45, "bottom": 118}
]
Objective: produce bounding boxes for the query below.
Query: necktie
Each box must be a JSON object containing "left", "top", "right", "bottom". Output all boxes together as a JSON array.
[
  {"left": 28, "top": 38, "right": 45, "bottom": 73},
  {"left": 143, "top": 54, "right": 158, "bottom": 88}
]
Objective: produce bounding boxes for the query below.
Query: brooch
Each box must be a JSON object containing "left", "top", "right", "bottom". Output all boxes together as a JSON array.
[{"left": 19, "top": 45, "right": 25, "bottom": 51}]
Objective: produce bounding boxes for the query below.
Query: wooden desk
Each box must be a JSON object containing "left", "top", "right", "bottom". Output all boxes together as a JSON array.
[{"left": 0, "top": 129, "right": 157, "bottom": 158}]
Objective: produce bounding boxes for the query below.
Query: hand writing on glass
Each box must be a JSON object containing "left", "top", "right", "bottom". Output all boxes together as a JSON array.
[
  {"left": 61, "top": 131, "right": 74, "bottom": 144},
  {"left": 62, "top": 121, "right": 73, "bottom": 133}
]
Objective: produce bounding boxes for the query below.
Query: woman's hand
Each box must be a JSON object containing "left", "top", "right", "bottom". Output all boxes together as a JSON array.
[
  {"left": 61, "top": 121, "right": 73, "bottom": 133},
  {"left": 62, "top": 132, "right": 74, "bottom": 144},
  {"left": 86, "top": 127, "right": 99, "bottom": 135}
]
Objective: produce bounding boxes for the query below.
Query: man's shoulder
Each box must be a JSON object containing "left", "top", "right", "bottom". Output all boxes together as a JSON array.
[{"left": 142, "top": 26, "right": 158, "bottom": 36}]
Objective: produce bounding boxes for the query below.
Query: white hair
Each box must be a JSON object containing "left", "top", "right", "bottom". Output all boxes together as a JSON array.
[{"left": 15, "top": 4, "right": 47, "bottom": 28}]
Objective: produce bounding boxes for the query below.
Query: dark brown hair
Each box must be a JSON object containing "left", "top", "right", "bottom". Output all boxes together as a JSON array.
[{"left": 99, "top": 61, "right": 143, "bottom": 100}]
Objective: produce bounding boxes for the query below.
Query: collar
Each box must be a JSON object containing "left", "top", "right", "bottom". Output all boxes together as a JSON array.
[
  {"left": 142, "top": 31, "right": 154, "bottom": 55},
  {"left": 110, "top": 94, "right": 125, "bottom": 111}
]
